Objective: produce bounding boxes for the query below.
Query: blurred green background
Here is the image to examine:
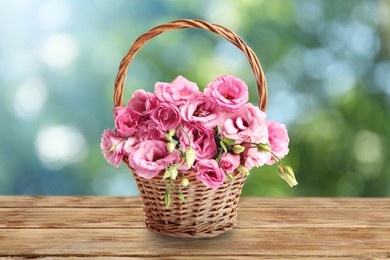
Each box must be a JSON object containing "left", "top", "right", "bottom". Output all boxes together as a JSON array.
[{"left": 1, "top": 0, "right": 389, "bottom": 197}]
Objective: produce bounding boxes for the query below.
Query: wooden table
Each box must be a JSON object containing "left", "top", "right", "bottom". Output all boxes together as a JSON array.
[{"left": 0, "top": 197, "right": 389, "bottom": 259}]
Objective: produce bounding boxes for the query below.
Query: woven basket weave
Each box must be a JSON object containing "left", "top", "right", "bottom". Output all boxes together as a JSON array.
[{"left": 114, "top": 19, "right": 268, "bottom": 238}]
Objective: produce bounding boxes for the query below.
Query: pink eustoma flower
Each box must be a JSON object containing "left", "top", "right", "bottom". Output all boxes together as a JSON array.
[
  {"left": 221, "top": 103, "right": 268, "bottom": 143},
  {"left": 114, "top": 106, "right": 143, "bottom": 138},
  {"left": 135, "top": 120, "right": 165, "bottom": 142},
  {"left": 123, "top": 137, "right": 137, "bottom": 155},
  {"left": 154, "top": 76, "right": 200, "bottom": 106},
  {"left": 219, "top": 153, "right": 240, "bottom": 174},
  {"left": 243, "top": 147, "right": 271, "bottom": 170},
  {"left": 181, "top": 93, "right": 224, "bottom": 128},
  {"left": 100, "top": 129, "right": 125, "bottom": 168},
  {"left": 178, "top": 123, "right": 217, "bottom": 161},
  {"left": 127, "top": 140, "right": 181, "bottom": 179},
  {"left": 151, "top": 102, "right": 181, "bottom": 131},
  {"left": 196, "top": 159, "right": 226, "bottom": 189},
  {"left": 205, "top": 75, "right": 249, "bottom": 111},
  {"left": 127, "top": 90, "right": 159, "bottom": 116},
  {"left": 266, "top": 121, "right": 289, "bottom": 165}
]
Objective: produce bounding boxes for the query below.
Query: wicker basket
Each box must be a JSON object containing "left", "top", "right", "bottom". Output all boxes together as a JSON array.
[{"left": 114, "top": 19, "right": 268, "bottom": 238}]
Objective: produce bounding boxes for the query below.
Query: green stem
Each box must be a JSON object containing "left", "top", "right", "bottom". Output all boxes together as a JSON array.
[
  {"left": 179, "top": 124, "right": 193, "bottom": 148},
  {"left": 215, "top": 148, "right": 223, "bottom": 163},
  {"left": 243, "top": 141, "right": 286, "bottom": 166},
  {"left": 109, "top": 138, "right": 126, "bottom": 152},
  {"left": 241, "top": 141, "right": 259, "bottom": 146},
  {"left": 272, "top": 153, "right": 286, "bottom": 166},
  {"left": 170, "top": 179, "right": 187, "bottom": 204},
  {"left": 175, "top": 159, "right": 186, "bottom": 169},
  {"left": 164, "top": 181, "right": 171, "bottom": 209}
]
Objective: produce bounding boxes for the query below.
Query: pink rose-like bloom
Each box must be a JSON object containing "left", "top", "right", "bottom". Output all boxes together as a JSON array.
[
  {"left": 266, "top": 121, "right": 289, "bottom": 165},
  {"left": 154, "top": 76, "right": 200, "bottom": 106},
  {"left": 221, "top": 103, "right": 268, "bottom": 143},
  {"left": 135, "top": 120, "right": 165, "bottom": 142},
  {"left": 178, "top": 123, "right": 217, "bottom": 161},
  {"left": 196, "top": 159, "right": 226, "bottom": 189},
  {"left": 243, "top": 147, "right": 271, "bottom": 170},
  {"left": 127, "top": 90, "right": 159, "bottom": 116},
  {"left": 205, "top": 75, "right": 249, "bottom": 111},
  {"left": 219, "top": 153, "right": 240, "bottom": 174},
  {"left": 114, "top": 106, "right": 143, "bottom": 138},
  {"left": 181, "top": 93, "right": 224, "bottom": 128},
  {"left": 123, "top": 137, "right": 137, "bottom": 154},
  {"left": 127, "top": 140, "right": 181, "bottom": 179},
  {"left": 100, "top": 129, "right": 125, "bottom": 168},
  {"left": 151, "top": 102, "right": 180, "bottom": 131}
]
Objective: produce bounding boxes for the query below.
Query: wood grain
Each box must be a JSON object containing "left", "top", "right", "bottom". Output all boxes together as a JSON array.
[
  {"left": 1, "top": 207, "right": 390, "bottom": 229},
  {"left": 0, "top": 196, "right": 389, "bottom": 259}
]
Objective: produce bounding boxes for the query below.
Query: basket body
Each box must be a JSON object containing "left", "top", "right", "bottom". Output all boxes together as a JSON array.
[{"left": 132, "top": 170, "right": 247, "bottom": 238}]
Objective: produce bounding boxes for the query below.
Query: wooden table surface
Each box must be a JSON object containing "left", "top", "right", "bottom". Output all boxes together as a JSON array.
[{"left": 0, "top": 196, "right": 389, "bottom": 259}]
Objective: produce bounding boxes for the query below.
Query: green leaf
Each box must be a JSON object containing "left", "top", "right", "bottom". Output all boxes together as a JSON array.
[
  {"left": 216, "top": 125, "right": 221, "bottom": 135},
  {"left": 177, "top": 191, "right": 187, "bottom": 204},
  {"left": 164, "top": 188, "right": 171, "bottom": 209},
  {"left": 215, "top": 150, "right": 222, "bottom": 163},
  {"left": 223, "top": 137, "right": 236, "bottom": 146},
  {"left": 163, "top": 168, "right": 171, "bottom": 179},
  {"left": 220, "top": 141, "right": 227, "bottom": 153}
]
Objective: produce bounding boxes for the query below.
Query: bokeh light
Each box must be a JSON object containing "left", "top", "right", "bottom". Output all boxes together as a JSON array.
[
  {"left": 35, "top": 125, "right": 87, "bottom": 170},
  {"left": 41, "top": 34, "right": 79, "bottom": 68},
  {"left": 13, "top": 78, "right": 48, "bottom": 121}
]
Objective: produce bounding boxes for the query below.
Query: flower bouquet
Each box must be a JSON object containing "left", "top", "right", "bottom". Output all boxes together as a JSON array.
[{"left": 101, "top": 20, "right": 297, "bottom": 238}]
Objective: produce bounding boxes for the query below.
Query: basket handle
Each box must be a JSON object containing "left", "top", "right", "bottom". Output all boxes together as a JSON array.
[{"left": 114, "top": 19, "right": 268, "bottom": 111}]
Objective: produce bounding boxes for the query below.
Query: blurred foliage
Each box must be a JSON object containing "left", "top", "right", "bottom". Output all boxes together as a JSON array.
[{"left": 0, "top": 0, "right": 389, "bottom": 196}]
